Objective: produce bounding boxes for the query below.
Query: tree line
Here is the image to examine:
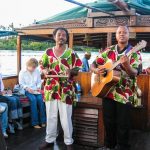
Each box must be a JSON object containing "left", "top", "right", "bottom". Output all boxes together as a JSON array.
[
  {"left": 0, "top": 37, "right": 54, "bottom": 51},
  {"left": 0, "top": 37, "right": 98, "bottom": 52}
]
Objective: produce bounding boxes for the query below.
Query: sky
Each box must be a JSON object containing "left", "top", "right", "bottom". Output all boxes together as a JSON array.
[{"left": 0, "top": 0, "right": 94, "bottom": 28}]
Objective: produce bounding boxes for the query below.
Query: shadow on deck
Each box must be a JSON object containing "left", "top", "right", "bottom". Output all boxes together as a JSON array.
[{"left": 6, "top": 127, "right": 150, "bottom": 150}]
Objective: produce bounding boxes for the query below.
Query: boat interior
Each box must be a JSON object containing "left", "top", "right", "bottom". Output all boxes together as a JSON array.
[
  {"left": 1, "top": 0, "right": 150, "bottom": 149},
  {"left": 1, "top": 72, "right": 150, "bottom": 150}
]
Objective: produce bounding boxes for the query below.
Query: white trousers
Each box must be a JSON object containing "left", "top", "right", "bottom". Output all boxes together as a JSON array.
[{"left": 45, "top": 100, "right": 73, "bottom": 145}]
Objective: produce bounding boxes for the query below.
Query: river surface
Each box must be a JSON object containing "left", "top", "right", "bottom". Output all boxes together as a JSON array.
[{"left": 0, "top": 50, "right": 150, "bottom": 76}]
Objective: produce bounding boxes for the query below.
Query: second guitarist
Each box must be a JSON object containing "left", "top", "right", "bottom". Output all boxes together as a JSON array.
[{"left": 90, "top": 26, "right": 142, "bottom": 150}]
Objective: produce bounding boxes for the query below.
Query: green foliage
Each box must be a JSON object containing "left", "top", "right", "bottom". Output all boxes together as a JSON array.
[
  {"left": 0, "top": 37, "right": 100, "bottom": 51},
  {"left": 0, "top": 37, "right": 17, "bottom": 50},
  {"left": 0, "top": 37, "right": 54, "bottom": 50}
]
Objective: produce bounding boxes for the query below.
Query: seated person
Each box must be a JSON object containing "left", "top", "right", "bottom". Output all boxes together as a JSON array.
[
  {"left": 146, "top": 67, "right": 150, "bottom": 75},
  {"left": 0, "top": 73, "right": 23, "bottom": 134},
  {"left": 81, "top": 52, "right": 91, "bottom": 72},
  {"left": 19, "top": 58, "right": 46, "bottom": 128},
  {"left": 142, "top": 67, "right": 150, "bottom": 75},
  {"left": 0, "top": 84, "right": 10, "bottom": 137},
  {"left": 0, "top": 103, "right": 8, "bottom": 138}
]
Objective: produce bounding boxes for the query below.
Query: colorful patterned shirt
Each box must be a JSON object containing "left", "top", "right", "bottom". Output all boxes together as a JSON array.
[
  {"left": 40, "top": 47, "right": 82, "bottom": 105},
  {"left": 94, "top": 44, "right": 142, "bottom": 106}
]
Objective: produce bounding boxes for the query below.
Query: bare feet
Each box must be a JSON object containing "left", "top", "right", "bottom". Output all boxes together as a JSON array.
[{"left": 34, "top": 125, "right": 41, "bottom": 129}]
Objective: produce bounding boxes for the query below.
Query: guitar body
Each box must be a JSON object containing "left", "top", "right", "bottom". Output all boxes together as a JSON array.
[
  {"left": 91, "top": 40, "right": 147, "bottom": 98},
  {"left": 91, "top": 60, "right": 119, "bottom": 97}
]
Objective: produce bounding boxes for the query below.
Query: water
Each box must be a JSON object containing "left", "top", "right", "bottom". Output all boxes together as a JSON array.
[{"left": 0, "top": 50, "right": 150, "bottom": 76}]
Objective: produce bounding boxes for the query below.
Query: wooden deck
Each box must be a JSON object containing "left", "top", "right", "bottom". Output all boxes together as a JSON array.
[{"left": 6, "top": 127, "right": 150, "bottom": 150}]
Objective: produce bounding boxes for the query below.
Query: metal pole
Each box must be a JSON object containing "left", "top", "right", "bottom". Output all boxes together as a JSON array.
[{"left": 64, "top": 0, "right": 114, "bottom": 16}]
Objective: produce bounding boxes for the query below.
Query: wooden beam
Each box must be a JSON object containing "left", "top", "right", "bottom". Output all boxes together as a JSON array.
[
  {"left": 17, "top": 28, "right": 117, "bottom": 35},
  {"left": 18, "top": 29, "right": 54, "bottom": 35},
  {"left": 72, "top": 27, "right": 150, "bottom": 33},
  {"left": 69, "top": 33, "right": 74, "bottom": 49},
  {"left": 107, "top": 33, "right": 112, "bottom": 47},
  {"left": 33, "top": 34, "right": 52, "bottom": 38},
  {"left": 129, "top": 27, "right": 150, "bottom": 33},
  {"left": 17, "top": 27, "right": 150, "bottom": 35},
  {"left": 17, "top": 36, "right": 21, "bottom": 75},
  {"left": 88, "top": 9, "right": 136, "bottom": 18}
]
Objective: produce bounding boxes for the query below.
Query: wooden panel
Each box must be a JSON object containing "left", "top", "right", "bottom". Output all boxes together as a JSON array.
[
  {"left": 137, "top": 75, "right": 150, "bottom": 107},
  {"left": 75, "top": 72, "right": 91, "bottom": 96},
  {"left": 136, "top": 75, "right": 150, "bottom": 128},
  {"left": 137, "top": 16, "right": 150, "bottom": 26},
  {"left": 74, "top": 108, "right": 98, "bottom": 115},
  {"left": 2, "top": 76, "right": 18, "bottom": 90},
  {"left": 80, "top": 95, "right": 102, "bottom": 105},
  {"left": 73, "top": 102, "right": 104, "bottom": 147},
  {"left": 73, "top": 107, "right": 99, "bottom": 146},
  {"left": 94, "top": 16, "right": 130, "bottom": 27}
]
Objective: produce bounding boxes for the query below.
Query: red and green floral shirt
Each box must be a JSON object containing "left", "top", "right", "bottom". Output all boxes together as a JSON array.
[
  {"left": 40, "top": 47, "right": 82, "bottom": 105},
  {"left": 94, "top": 44, "right": 142, "bottom": 106}
]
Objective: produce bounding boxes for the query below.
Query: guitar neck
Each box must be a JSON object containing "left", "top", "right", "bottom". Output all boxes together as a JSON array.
[
  {"left": 112, "top": 60, "right": 121, "bottom": 70},
  {"left": 111, "top": 47, "right": 134, "bottom": 70}
]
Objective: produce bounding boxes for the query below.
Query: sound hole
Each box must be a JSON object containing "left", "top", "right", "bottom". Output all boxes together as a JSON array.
[{"left": 103, "top": 70, "right": 108, "bottom": 77}]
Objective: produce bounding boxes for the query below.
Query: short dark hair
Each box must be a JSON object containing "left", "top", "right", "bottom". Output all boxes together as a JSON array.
[
  {"left": 53, "top": 27, "right": 69, "bottom": 42},
  {"left": 116, "top": 25, "right": 129, "bottom": 32}
]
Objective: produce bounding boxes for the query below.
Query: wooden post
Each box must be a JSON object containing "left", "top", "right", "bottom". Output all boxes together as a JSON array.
[
  {"left": 107, "top": 32, "right": 112, "bottom": 47},
  {"left": 17, "top": 36, "right": 21, "bottom": 75},
  {"left": 69, "top": 33, "right": 74, "bottom": 49}
]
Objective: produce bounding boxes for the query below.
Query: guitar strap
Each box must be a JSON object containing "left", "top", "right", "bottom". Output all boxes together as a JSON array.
[
  {"left": 125, "top": 44, "right": 132, "bottom": 55},
  {"left": 115, "top": 44, "right": 132, "bottom": 55},
  {"left": 115, "top": 44, "right": 132, "bottom": 71}
]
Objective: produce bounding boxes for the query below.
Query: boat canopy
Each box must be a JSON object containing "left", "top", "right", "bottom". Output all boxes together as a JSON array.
[
  {"left": 36, "top": 0, "right": 150, "bottom": 24},
  {"left": 0, "top": 30, "right": 17, "bottom": 37}
]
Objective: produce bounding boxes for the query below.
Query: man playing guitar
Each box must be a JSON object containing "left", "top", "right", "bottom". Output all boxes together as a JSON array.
[{"left": 91, "top": 26, "right": 142, "bottom": 150}]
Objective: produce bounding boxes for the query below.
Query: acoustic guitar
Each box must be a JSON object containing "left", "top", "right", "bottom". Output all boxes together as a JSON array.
[{"left": 91, "top": 40, "right": 147, "bottom": 97}]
